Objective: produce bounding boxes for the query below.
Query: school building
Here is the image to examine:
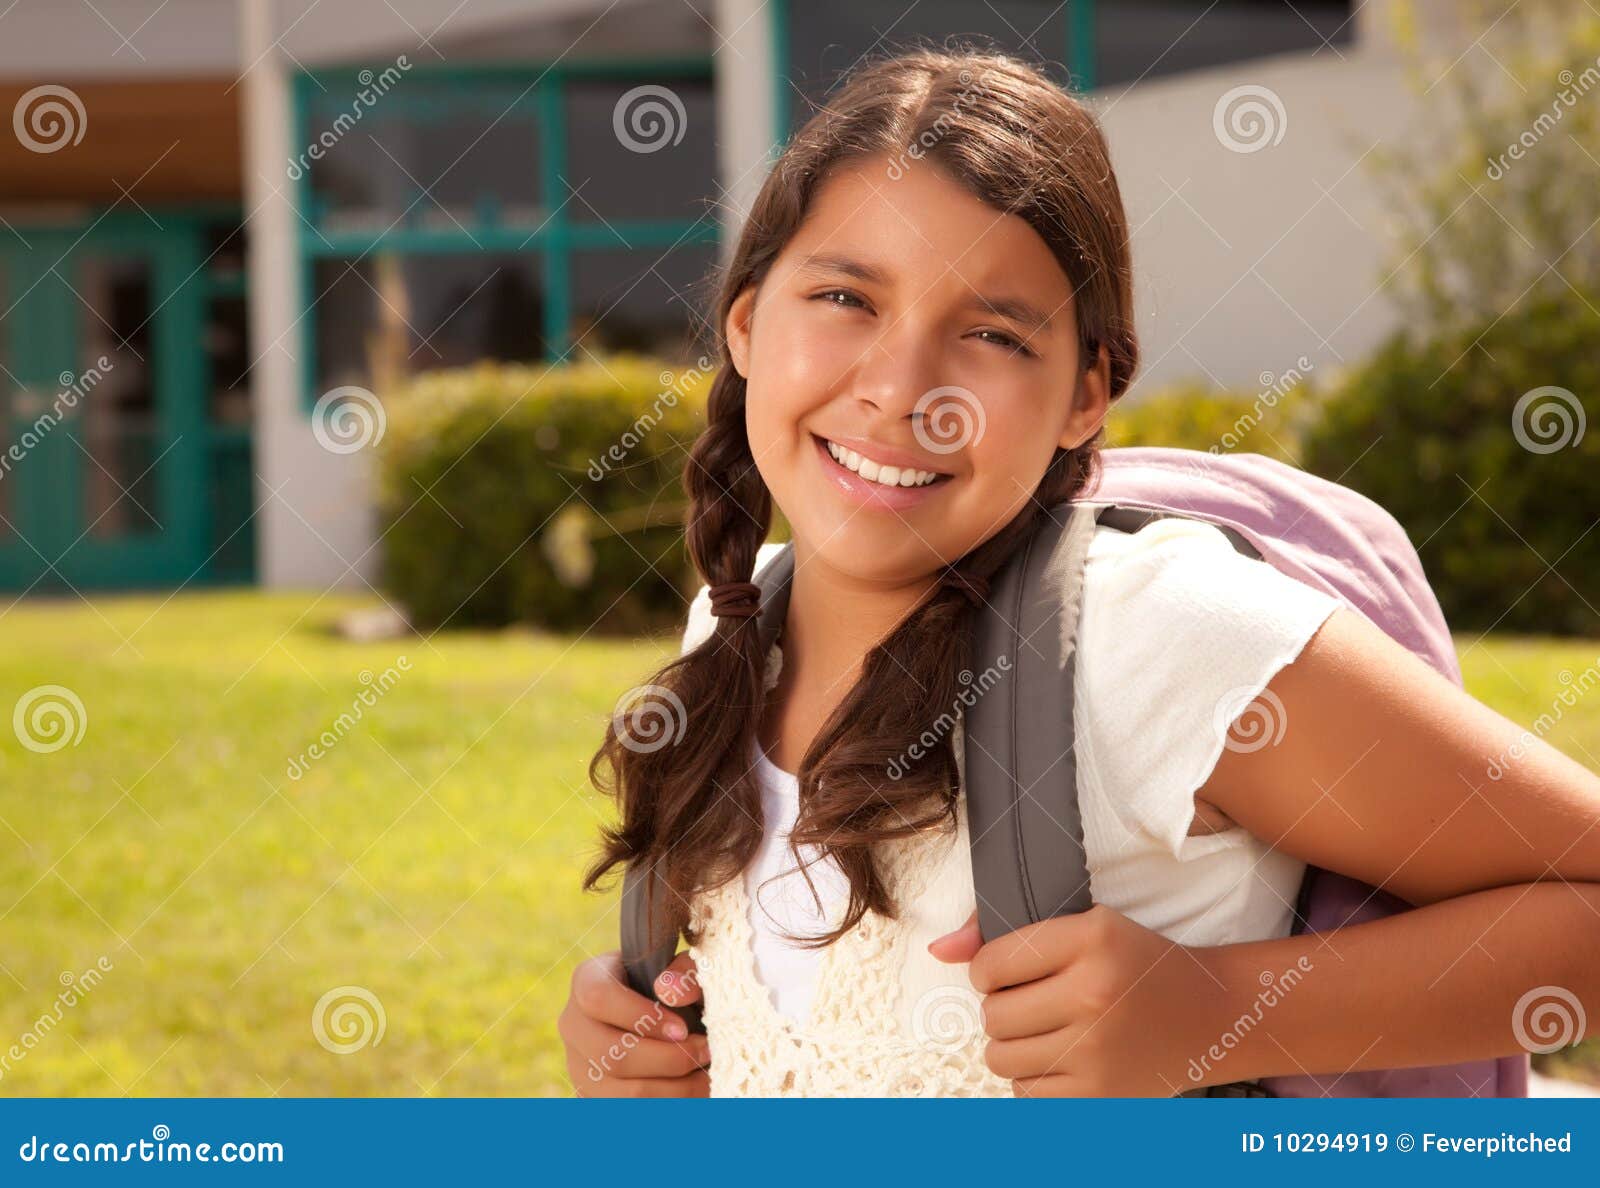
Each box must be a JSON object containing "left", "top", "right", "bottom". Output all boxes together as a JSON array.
[{"left": 0, "top": 0, "right": 1454, "bottom": 591}]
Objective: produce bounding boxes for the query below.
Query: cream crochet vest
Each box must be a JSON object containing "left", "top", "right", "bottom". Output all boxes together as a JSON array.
[{"left": 685, "top": 642, "right": 1012, "bottom": 1097}]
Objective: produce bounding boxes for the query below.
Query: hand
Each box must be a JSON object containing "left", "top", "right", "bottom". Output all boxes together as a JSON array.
[
  {"left": 929, "top": 904, "right": 1230, "bottom": 1097},
  {"left": 559, "top": 950, "right": 711, "bottom": 1096}
]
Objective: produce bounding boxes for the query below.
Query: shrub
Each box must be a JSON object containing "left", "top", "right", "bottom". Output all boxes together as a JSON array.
[
  {"left": 377, "top": 354, "right": 711, "bottom": 633},
  {"left": 1300, "top": 292, "right": 1600, "bottom": 636},
  {"left": 1107, "top": 371, "right": 1319, "bottom": 463}
]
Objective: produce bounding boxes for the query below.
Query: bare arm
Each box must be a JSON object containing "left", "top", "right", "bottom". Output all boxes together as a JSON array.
[{"left": 1190, "top": 606, "right": 1600, "bottom": 1080}]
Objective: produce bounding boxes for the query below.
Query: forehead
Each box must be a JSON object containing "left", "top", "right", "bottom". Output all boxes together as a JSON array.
[{"left": 780, "top": 156, "right": 1074, "bottom": 310}]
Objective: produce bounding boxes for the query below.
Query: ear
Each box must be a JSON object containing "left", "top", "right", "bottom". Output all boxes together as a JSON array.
[
  {"left": 725, "top": 285, "right": 757, "bottom": 380},
  {"left": 1058, "top": 342, "right": 1111, "bottom": 451}
]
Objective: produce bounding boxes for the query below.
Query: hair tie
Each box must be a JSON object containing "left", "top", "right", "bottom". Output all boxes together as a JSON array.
[
  {"left": 708, "top": 580, "right": 763, "bottom": 619},
  {"left": 940, "top": 569, "right": 990, "bottom": 607}
]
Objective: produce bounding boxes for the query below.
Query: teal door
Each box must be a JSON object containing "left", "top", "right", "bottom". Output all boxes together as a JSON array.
[{"left": 0, "top": 223, "right": 209, "bottom": 590}]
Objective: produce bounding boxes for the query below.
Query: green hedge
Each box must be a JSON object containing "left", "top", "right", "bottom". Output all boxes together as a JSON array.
[
  {"left": 377, "top": 355, "right": 710, "bottom": 633},
  {"left": 1107, "top": 374, "right": 1318, "bottom": 463},
  {"left": 1301, "top": 293, "right": 1600, "bottom": 637}
]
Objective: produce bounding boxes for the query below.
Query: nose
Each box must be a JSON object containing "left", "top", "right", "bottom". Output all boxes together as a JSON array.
[{"left": 845, "top": 321, "right": 943, "bottom": 424}]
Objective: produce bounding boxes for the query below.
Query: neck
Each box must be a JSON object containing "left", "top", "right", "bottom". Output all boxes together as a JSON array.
[{"left": 757, "top": 542, "right": 941, "bottom": 764}]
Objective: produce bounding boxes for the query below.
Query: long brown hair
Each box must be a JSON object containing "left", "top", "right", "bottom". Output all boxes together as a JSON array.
[{"left": 584, "top": 45, "right": 1138, "bottom": 946}]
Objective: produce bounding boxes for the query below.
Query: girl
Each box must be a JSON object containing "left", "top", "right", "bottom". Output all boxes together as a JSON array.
[{"left": 558, "top": 46, "right": 1600, "bottom": 1097}]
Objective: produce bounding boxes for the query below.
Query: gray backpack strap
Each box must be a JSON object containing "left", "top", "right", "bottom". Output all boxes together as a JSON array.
[
  {"left": 966, "top": 500, "right": 1100, "bottom": 942},
  {"left": 617, "top": 543, "right": 796, "bottom": 1030},
  {"left": 967, "top": 500, "right": 1273, "bottom": 1097}
]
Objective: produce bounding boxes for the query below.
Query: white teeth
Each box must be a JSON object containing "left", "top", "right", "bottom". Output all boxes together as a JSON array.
[{"left": 825, "top": 439, "right": 941, "bottom": 488}]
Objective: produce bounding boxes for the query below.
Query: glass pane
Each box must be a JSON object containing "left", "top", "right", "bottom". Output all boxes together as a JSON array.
[
  {"left": 78, "top": 255, "right": 160, "bottom": 540},
  {"left": 313, "top": 252, "right": 546, "bottom": 392},
  {"left": 209, "top": 436, "right": 255, "bottom": 581},
  {"left": 570, "top": 244, "right": 717, "bottom": 362},
  {"left": 785, "top": 1, "right": 1071, "bottom": 134},
  {"left": 1096, "top": 1, "right": 1354, "bottom": 88},
  {"left": 304, "top": 79, "right": 542, "bottom": 232},
  {"left": 205, "top": 291, "right": 251, "bottom": 427},
  {"left": 400, "top": 253, "right": 545, "bottom": 369},
  {"left": 564, "top": 75, "right": 716, "bottom": 224},
  {"left": 312, "top": 257, "right": 379, "bottom": 392}
]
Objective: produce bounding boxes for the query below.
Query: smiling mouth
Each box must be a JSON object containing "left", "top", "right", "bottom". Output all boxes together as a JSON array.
[{"left": 811, "top": 433, "right": 955, "bottom": 490}]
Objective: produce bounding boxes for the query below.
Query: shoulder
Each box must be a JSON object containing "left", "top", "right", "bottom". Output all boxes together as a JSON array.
[
  {"left": 1073, "top": 515, "right": 1343, "bottom": 858},
  {"left": 1080, "top": 514, "right": 1339, "bottom": 645},
  {"left": 681, "top": 540, "right": 788, "bottom": 656}
]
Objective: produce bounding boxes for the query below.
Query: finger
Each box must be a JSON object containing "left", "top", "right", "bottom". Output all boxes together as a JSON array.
[
  {"left": 566, "top": 1011, "right": 711, "bottom": 1081},
  {"left": 655, "top": 951, "right": 704, "bottom": 1007},
  {"left": 927, "top": 910, "right": 982, "bottom": 964},
  {"left": 972, "top": 1031, "right": 1075, "bottom": 1088},
  {"left": 1011, "top": 1073, "right": 1088, "bottom": 1098},
  {"left": 591, "top": 1069, "right": 711, "bottom": 1098},
  {"left": 968, "top": 914, "right": 1084, "bottom": 994},
  {"left": 978, "top": 969, "right": 1075, "bottom": 1040},
  {"left": 572, "top": 953, "right": 691, "bottom": 1040}
]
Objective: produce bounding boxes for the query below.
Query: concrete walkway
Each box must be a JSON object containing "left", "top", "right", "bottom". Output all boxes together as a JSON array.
[{"left": 1529, "top": 1069, "right": 1600, "bottom": 1097}]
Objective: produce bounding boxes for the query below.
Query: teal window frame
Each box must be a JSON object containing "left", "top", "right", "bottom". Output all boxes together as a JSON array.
[{"left": 290, "top": 58, "right": 721, "bottom": 415}]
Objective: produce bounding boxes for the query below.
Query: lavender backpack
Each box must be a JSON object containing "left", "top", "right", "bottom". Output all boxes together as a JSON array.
[
  {"left": 963, "top": 445, "right": 1527, "bottom": 1097},
  {"left": 620, "top": 445, "right": 1530, "bottom": 1097}
]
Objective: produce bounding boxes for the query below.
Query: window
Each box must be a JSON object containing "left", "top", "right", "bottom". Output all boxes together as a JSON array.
[{"left": 294, "top": 64, "right": 718, "bottom": 408}]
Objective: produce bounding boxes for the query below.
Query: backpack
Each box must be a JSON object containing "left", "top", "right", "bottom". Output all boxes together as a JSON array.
[{"left": 619, "top": 445, "right": 1530, "bottom": 1098}]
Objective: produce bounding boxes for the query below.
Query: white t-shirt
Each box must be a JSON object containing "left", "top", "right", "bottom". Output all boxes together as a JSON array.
[{"left": 680, "top": 516, "right": 1343, "bottom": 1024}]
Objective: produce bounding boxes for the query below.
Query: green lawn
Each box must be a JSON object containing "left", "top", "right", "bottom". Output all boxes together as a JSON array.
[{"left": 0, "top": 592, "right": 1596, "bottom": 1096}]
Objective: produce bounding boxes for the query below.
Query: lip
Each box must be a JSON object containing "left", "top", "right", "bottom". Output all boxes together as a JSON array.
[{"left": 811, "top": 432, "right": 955, "bottom": 511}]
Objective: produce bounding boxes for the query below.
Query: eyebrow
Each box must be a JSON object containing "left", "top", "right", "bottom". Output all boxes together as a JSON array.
[{"left": 795, "top": 252, "right": 1058, "bottom": 335}]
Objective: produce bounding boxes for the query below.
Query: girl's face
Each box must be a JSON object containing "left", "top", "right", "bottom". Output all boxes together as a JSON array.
[{"left": 726, "top": 154, "right": 1109, "bottom": 585}]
